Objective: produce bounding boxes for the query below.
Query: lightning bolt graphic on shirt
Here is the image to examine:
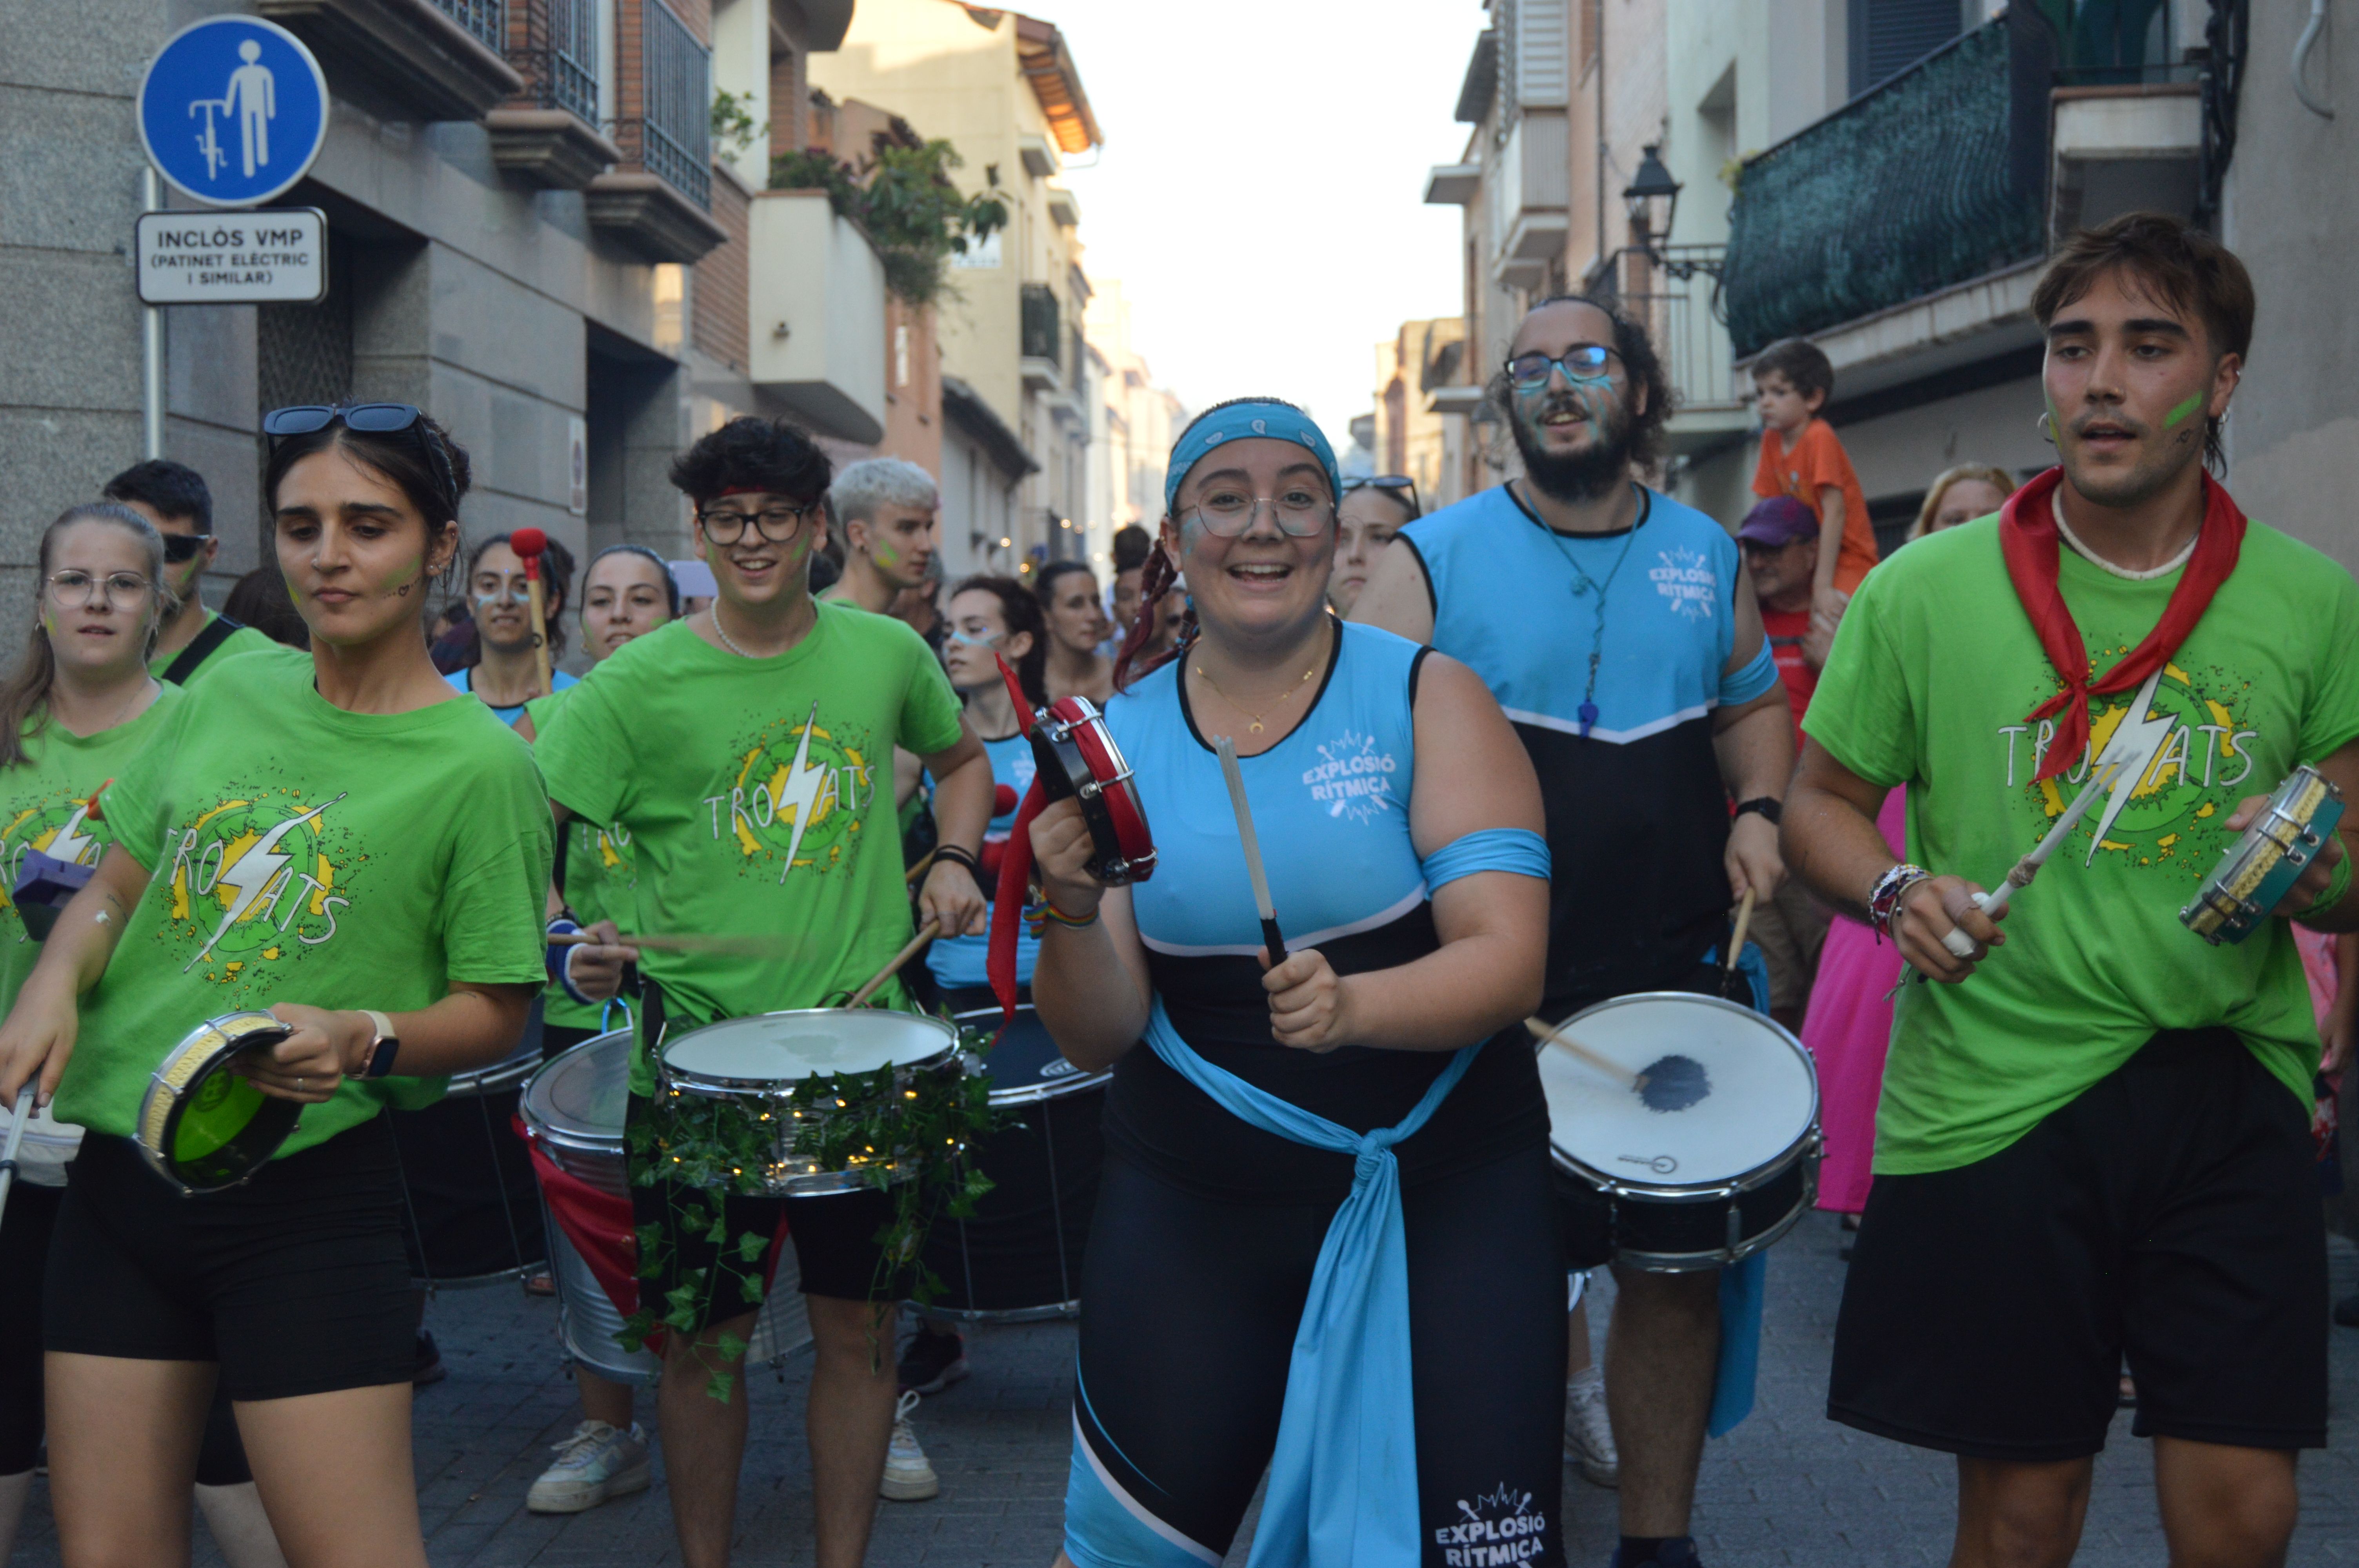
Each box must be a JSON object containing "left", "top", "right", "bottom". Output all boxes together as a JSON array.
[
  {"left": 776, "top": 701, "right": 827, "bottom": 886},
  {"left": 2083, "top": 668, "right": 2174, "bottom": 866},
  {"left": 44, "top": 804, "right": 99, "bottom": 867},
  {"left": 187, "top": 794, "right": 345, "bottom": 971}
]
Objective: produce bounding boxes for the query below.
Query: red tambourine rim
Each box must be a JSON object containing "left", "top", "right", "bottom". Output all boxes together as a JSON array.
[{"left": 1051, "top": 699, "right": 1156, "bottom": 876}]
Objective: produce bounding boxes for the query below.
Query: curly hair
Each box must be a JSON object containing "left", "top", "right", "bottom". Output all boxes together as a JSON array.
[
  {"left": 1490, "top": 295, "right": 1674, "bottom": 470},
  {"left": 669, "top": 415, "right": 832, "bottom": 506}
]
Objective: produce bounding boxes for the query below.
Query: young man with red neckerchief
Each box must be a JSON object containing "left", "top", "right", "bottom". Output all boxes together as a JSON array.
[{"left": 1785, "top": 212, "right": 2359, "bottom": 1568}]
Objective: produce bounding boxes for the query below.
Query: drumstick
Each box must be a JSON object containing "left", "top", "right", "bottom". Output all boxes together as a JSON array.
[
  {"left": 1725, "top": 886, "right": 1757, "bottom": 975},
  {"left": 1937, "top": 759, "right": 2123, "bottom": 958},
  {"left": 548, "top": 930, "right": 805, "bottom": 957},
  {"left": 848, "top": 920, "right": 942, "bottom": 1008},
  {"left": 1213, "top": 736, "right": 1287, "bottom": 964},
  {"left": 904, "top": 849, "right": 937, "bottom": 886},
  {"left": 510, "top": 527, "right": 556, "bottom": 699},
  {"left": 1524, "top": 1017, "right": 1643, "bottom": 1092},
  {"left": 0, "top": 1085, "right": 33, "bottom": 1229}
]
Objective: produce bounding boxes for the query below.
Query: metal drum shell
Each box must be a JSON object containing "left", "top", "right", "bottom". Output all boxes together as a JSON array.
[
  {"left": 655, "top": 1010, "right": 963, "bottom": 1197},
  {"left": 520, "top": 1028, "right": 634, "bottom": 1198},
  {"left": 1543, "top": 991, "right": 1823, "bottom": 1273}
]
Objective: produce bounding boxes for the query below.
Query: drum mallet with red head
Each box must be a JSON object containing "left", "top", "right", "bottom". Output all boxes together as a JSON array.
[{"left": 509, "top": 527, "right": 556, "bottom": 699}]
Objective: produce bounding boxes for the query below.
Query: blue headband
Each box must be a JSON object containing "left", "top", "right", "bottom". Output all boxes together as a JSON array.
[{"left": 1164, "top": 402, "right": 1342, "bottom": 514}]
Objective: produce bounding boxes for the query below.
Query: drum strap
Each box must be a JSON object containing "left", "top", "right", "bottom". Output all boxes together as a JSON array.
[{"left": 1139, "top": 999, "right": 1474, "bottom": 1568}]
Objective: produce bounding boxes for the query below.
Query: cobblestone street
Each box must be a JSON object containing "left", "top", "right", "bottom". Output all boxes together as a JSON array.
[{"left": 11, "top": 1212, "right": 2359, "bottom": 1565}]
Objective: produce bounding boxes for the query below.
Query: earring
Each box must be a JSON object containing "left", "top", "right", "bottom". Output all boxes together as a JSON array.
[{"left": 2036, "top": 411, "right": 2057, "bottom": 445}]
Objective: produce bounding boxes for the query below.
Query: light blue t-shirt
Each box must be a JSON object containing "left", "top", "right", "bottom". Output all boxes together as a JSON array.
[
  {"left": 446, "top": 664, "right": 579, "bottom": 728},
  {"left": 927, "top": 731, "right": 1039, "bottom": 990}
]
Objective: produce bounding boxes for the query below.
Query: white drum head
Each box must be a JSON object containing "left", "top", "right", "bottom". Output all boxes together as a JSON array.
[
  {"left": 1540, "top": 993, "right": 1817, "bottom": 1187},
  {"left": 660, "top": 1009, "right": 956, "bottom": 1086}
]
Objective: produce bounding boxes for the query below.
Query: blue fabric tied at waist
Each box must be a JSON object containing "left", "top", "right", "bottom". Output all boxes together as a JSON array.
[{"left": 1142, "top": 999, "right": 1478, "bottom": 1568}]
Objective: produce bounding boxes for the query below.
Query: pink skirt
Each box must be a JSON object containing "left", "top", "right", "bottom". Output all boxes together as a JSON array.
[{"left": 1802, "top": 790, "right": 1906, "bottom": 1215}]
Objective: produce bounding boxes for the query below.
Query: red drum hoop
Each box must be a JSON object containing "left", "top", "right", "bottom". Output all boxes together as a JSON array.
[{"left": 1026, "top": 696, "right": 1156, "bottom": 884}]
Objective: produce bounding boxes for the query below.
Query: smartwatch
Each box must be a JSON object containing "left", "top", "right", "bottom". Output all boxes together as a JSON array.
[
  {"left": 358, "top": 1009, "right": 401, "bottom": 1079},
  {"left": 1734, "top": 797, "right": 1783, "bottom": 826}
]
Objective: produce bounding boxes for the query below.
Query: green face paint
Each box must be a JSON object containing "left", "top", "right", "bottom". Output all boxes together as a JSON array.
[
  {"left": 872, "top": 541, "right": 899, "bottom": 570},
  {"left": 2165, "top": 391, "right": 2205, "bottom": 429}
]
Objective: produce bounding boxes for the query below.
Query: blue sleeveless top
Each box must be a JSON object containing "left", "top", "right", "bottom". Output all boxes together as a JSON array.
[
  {"left": 927, "top": 732, "right": 1037, "bottom": 990},
  {"left": 1401, "top": 484, "right": 1779, "bottom": 1011},
  {"left": 1100, "top": 621, "right": 1547, "bottom": 1201}
]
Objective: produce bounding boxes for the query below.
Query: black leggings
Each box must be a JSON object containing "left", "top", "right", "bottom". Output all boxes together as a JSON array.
[
  {"left": 0, "top": 1180, "right": 251, "bottom": 1485},
  {"left": 1072, "top": 1141, "right": 1567, "bottom": 1567}
]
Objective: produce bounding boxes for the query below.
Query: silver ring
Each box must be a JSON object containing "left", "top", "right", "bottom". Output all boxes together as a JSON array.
[{"left": 296, "top": 1076, "right": 305, "bottom": 1092}]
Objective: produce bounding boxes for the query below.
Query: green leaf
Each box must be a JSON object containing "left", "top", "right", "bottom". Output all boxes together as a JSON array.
[
  {"left": 714, "top": 1331, "right": 749, "bottom": 1361},
  {"left": 705, "top": 1370, "right": 737, "bottom": 1403},
  {"left": 737, "top": 1230, "right": 770, "bottom": 1262}
]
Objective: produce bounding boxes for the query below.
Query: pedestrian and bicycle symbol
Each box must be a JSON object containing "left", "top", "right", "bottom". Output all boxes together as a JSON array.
[{"left": 137, "top": 17, "right": 329, "bottom": 207}]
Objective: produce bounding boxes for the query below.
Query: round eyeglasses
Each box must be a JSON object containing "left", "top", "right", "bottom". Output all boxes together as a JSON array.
[
  {"left": 1184, "top": 488, "right": 1335, "bottom": 540},
  {"left": 697, "top": 500, "right": 822, "bottom": 544},
  {"left": 48, "top": 570, "right": 154, "bottom": 608}
]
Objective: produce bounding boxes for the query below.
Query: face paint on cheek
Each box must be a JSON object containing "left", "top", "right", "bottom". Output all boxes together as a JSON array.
[
  {"left": 2165, "top": 391, "right": 2205, "bottom": 429},
  {"left": 1177, "top": 515, "right": 1210, "bottom": 560},
  {"left": 872, "top": 542, "right": 899, "bottom": 570}
]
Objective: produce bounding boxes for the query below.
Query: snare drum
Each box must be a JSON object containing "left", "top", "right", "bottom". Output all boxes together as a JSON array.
[
  {"left": 391, "top": 1030, "right": 547, "bottom": 1285},
  {"left": 1540, "top": 992, "right": 1820, "bottom": 1272},
  {"left": 521, "top": 1031, "right": 812, "bottom": 1379},
  {"left": 655, "top": 1010, "right": 962, "bottom": 1196},
  {"left": 918, "top": 1005, "right": 1109, "bottom": 1320}
]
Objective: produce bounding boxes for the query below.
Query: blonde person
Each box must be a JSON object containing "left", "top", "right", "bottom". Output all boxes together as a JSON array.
[
  {"left": 1034, "top": 561, "right": 1113, "bottom": 705},
  {"left": 0, "top": 403, "right": 551, "bottom": 1568},
  {"left": 0, "top": 505, "right": 289, "bottom": 1568},
  {"left": 825, "top": 457, "right": 940, "bottom": 617},
  {"left": 519, "top": 543, "right": 678, "bottom": 1515},
  {"left": 1906, "top": 463, "right": 2016, "bottom": 543}
]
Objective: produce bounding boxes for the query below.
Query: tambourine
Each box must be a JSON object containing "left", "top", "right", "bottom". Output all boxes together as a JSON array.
[
  {"left": 136, "top": 1011, "right": 302, "bottom": 1193},
  {"left": 2180, "top": 766, "right": 2346, "bottom": 945},
  {"left": 1025, "top": 696, "right": 1156, "bottom": 885}
]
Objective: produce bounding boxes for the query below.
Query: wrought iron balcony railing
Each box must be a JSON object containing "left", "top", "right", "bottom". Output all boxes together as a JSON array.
[
  {"left": 430, "top": 0, "right": 504, "bottom": 52},
  {"left": 615, "top": 0, "right": 711, "bottom": 209}
]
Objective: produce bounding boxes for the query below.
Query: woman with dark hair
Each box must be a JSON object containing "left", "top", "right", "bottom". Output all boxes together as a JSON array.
[
  {"left": 448, "top": 531, "right": 579, "bottom": 723},
  {"left": 1035, "top": 399, "right": 1564, "bottom": 1568},
  {"left": 0, "top": 404, "right": 553, "bottom": 1567},
  {"left": 1034, "top": 561, "right": 1113, "bottom": 705},
  {"left": 223, "top": 565, "right": 312, "bottom": 650},
  {"left": 1329, "top": 476, "right": 1421, "bottom": 617}
]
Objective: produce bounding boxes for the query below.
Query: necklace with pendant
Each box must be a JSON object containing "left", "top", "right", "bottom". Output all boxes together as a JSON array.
[
  {"left": 1522, "top": 480, "right": 1641, "bottom": 739},
  {"left": 1194, "top": 622, "right": 1327, "bottom": 735}
]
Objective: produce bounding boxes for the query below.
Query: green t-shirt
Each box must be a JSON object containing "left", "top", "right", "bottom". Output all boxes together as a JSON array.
[
  {"left": 525, "top": 688, "right": 639, "bottom": 1034},
  {"left": 55, "top": 654, "right": 556, "bottom": 1158},
  {"left": 534, "top": 608, "right": 965, "bottom": 1093},
  {"left": 151, "top": 610, "right": 284, "bottom": 687},
  {"left": 1805, "top": 515, "right": 2359, "bottom": 1174},
  {"left": 0, "top": 687, "right": 185, "bottom": 1012}
]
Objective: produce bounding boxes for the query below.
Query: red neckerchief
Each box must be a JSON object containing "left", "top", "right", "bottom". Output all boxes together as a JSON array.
[{"left": 2000, "top": 465, "right": 2246, "bottom": 780}]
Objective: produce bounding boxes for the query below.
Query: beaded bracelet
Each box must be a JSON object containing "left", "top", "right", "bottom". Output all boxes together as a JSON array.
[{"left": 1866, "top": 862, "right": 1932, "bottom": 943}]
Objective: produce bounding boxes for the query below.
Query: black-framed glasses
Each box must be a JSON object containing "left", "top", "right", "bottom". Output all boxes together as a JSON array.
[
  {"left": 160, "top": 534, "right": 208, "bottom": 563},
  {"left": 1504, "top": 345, "right": 1619, "bottom": 390},
  {"left": 696, "top": 499, "right": 823, "bottom": 544},
  {"left": 262, "top": 403, "right": 458, "bottom": 515},
  {"left": 1343, "top": 475, "right": 1421, "bottom": 516},
  {"left": 47, "top": 570, "right": 153, "bottom": 608}
]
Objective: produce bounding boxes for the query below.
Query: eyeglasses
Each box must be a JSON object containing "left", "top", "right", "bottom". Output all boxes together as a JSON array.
[
  {"left": 696, "top": 500, "right": 822, "bottom": 544},
  {"left": 1503, "top": 345, "right": 1619, "bottom": 390},
  {"left": 1184, "top": 488, "right": 1336, "bottom": 539},
  {"left": 161, "top": 534, "right": 209, "bottom": 563},
  {"left": 263, "top": 403, "right": 459, "bottom": 515},
  {"left": 48, "top": 570, "right": 153, "bottom": 608},
  {"left": 1343, "top": 475, "right": 1421, "bottom": 515}
]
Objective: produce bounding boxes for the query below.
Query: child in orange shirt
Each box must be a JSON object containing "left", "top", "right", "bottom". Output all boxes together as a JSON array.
[{"left": 1751, "top": 337, "right": 1878, "bottom": 619}]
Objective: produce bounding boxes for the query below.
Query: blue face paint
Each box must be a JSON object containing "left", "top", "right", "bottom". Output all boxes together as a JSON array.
[{"left": 946, "top": 628, "right": 1000, "bottom": 649}]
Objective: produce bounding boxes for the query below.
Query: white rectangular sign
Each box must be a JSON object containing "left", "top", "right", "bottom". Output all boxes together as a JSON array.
[{"left": 135, "top": 208, "right": 326, "bottom": 304}]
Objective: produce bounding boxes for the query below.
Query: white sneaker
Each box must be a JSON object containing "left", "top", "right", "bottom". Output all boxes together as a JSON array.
[
  {"left": 526, "top": 1419, "right": 653, "bottom": 1514},
  {"left": 880, "top": 1388, "right": 940, "bottom": 1501},
  {"left": 1564, "top": 1366, "right": 1619, "bottom": 1488}
]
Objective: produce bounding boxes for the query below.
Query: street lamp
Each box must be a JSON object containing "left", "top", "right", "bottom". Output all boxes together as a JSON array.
[{"left": 1621, "top": 144, "right": 1721, "bottom": 283}]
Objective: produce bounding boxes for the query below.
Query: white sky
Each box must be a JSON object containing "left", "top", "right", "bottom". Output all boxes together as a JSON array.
[{"left": 1052, "top": 0, "right": 1486, "bottom": 457}]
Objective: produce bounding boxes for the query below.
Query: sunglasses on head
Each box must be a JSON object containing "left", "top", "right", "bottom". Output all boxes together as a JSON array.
[
  {"left": 262, "top": 403, "right": 458, "bottom": 515},
  {"left": 1343, "top": 475, "right": 1421, "bottom": 513},
  {"left": 160, "top": 533, "right": 209, "bottom": 562}
]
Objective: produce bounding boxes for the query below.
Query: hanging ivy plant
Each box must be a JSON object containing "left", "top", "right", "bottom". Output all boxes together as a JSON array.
[{"left": 620, "top": 1016, "right": 1002, "bottom": 1401}]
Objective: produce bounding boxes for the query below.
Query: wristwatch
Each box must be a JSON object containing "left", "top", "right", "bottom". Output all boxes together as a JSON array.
[
  {"left": 356, "top": 1009, "right": 400, "bottom": 1079},
  {"left": 1734, "top": 797, "right": 1783, "bottom": 825}
]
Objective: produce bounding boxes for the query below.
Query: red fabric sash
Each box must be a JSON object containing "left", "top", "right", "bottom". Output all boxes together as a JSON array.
[{"left": 1999, "top": 466, "right": 2246, "bottom": 780}]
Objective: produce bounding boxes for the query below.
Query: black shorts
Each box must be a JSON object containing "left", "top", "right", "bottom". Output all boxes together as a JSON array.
[
  {"left": 624, "top": 1091, "right": 911, "bottom": 1324},
  {"left": 44, "top": 1120, "right": 416, "bottom": 1403},
  {"left": 1071, "top": 1142, "right": 1566, "bottom": 1567},
  {"left": 1830, "top": 1027, "right": 2329, "bottom": 1461}
]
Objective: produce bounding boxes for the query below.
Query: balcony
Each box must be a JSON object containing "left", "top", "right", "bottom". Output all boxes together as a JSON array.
[
  {"left": 747, "top": 190, "right": 887, "bottom": 444},
  {"left": 1722, "top": 16, "right": 2039, "bottom": 358},
  {"left": 1599, "top": 245, "right": 1749, "bottom": 457},
  {"left": 1423, "top": 162, "right": 1480, "bottom": 207},
  {"left": 586, "top": 0, "right": 726, "bottom": 263},
  {"left": 1020, "top": 283, "right": 1063, "bottom": 395},
  {"left": 1487, "top": 111, "right": 1570, "bottom": 289},
  {"left": 258, "top": 0, "right": 523, "bottom": 120},
  {"left": 2049, "top": 83, "right": 2199, "bottom": 243},
  {"left": 1045, "top": 186, "right": 1081, "bottom": 229},
  {"left": 486, "top": 0, "right": 617, "bottom": 189}
]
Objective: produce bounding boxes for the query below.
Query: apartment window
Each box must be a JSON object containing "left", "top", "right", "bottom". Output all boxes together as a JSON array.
[
  {"left": 431, "top": 0, "right": 504, "bottom": 52},
  {"left": 1021, "top": 285, "right": 1061, "bottom": 364},
  {"left": 1849, "top": 0, "right": 1968, "bottom": 97},
  {"left": 895, "top": 323, "right": 911, "bottom": 388},
  {"left": 547, "top": 0, "right": 598, "bottom": 121},
  {"left": 637, "top": 0, "right": 712, "bottom": 206}
]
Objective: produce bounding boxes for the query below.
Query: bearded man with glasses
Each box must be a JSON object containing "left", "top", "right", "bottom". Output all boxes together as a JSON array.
[
  {"left": 1354, "top": 296, "right": 1796, "bottom": 1568},
  {"left": 521, "top": 414, "right": 991, "bottom": 1568},
  {"left": 100, "top": 459, "right": 279, "bottom": 686}
]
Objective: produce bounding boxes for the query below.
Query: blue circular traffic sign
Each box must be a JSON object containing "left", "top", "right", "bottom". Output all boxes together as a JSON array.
[{"left": 137, "top": 17, "right": 330, "bottom": 208}]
